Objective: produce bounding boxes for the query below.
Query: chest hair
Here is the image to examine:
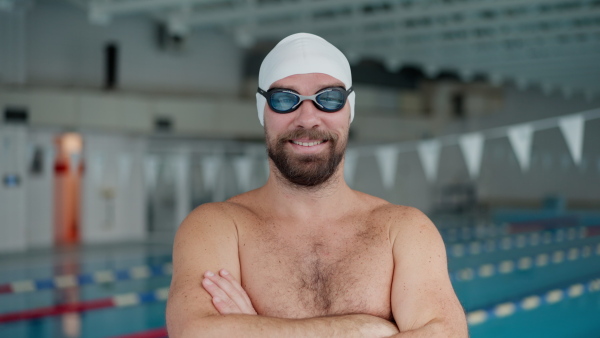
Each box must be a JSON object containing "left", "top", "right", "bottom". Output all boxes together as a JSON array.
[{"left": 255, "top": 223, "right": 389, "bottom": 317}]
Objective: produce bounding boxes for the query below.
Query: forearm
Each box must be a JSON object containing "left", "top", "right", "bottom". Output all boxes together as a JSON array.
[
  {"left": 389, "top": 318, "right": 468, "bottom": 338},
  {"left": 178, "top": 313, "right": 397, "bottom": 338}
]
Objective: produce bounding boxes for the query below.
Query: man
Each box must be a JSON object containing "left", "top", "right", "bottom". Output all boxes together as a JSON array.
[{"left": 166, "top": 33, "right": 468, "bottom": 337}]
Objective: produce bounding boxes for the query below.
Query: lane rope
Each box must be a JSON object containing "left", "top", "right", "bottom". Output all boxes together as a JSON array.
[
  {"left": 109, "top": 327, "right": 168, "bottom": 338},
  {"left": 0, "top": 262, "right": 172, "bottom": 295},
  {"left": 0, "top": 287, "right": 169, "bottom": 323},
  {"left": 447, "top": 226, "right": 595, "bottom": 258},
  {"left": 450, "top": 242, "right": 600, "bottom": 282},
  {"left": 441, "top": 223, "right": 507, "bottom": 243},
  {"left": 440, "top": 217, "right": 585, "bottom": 243},
  {"left": 467, "top": 276, "right": 600, "bottom": 326}
]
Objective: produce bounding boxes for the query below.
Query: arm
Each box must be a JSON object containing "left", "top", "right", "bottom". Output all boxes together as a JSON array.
[
  {"left": 389, "top": 207, "right": 468, "bottom": 337},
  {"left": 166, "top": 202, "right": 398, "bottom": 338}
]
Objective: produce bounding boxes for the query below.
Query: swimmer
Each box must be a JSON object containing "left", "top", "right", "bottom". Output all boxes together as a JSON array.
[{"left": 166, "top": 33, "right": 468, "bottom": 337}]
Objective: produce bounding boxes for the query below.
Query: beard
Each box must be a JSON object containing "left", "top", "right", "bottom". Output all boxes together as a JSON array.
[{"left": 266, "top": 128, "right": 347, "bottom": 188}]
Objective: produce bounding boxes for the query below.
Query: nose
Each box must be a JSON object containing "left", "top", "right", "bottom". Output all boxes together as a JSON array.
[{"left": 293, "top": 100, "right": 321, "bottom": 129}]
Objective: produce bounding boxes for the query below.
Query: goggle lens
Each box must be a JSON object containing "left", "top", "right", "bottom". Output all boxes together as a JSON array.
[
  {"left": 317, "top": 90, "right": 345, "bottom": 111},
  {"left": 270, "top": 92, "right": 300, "bottom": 112},
  {"left": 258, "top": 87, "right": 353, "bottom": 114}
]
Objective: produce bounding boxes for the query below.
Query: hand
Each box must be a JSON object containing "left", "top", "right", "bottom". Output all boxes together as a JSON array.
[
  {"left": 358, "top": 315, "right": 399, "bottom": 338},
  {"left": 202, "top": 269, "right": 257, "bottom": 315}
]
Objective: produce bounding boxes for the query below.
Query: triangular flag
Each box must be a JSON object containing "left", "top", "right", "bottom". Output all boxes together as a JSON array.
[
  {"left": 459, "top": 133, "right": 485, "bottom": 179},
  {"left": 507, "top": 124, "right": 534, "bottom": 172},
  {"left": 233, "top": 156, "right": 254, "bottom": 192},
  {"left": 558, "top": 114, "right": 585, "bottom": 165},
  {"left": 201, "top": 155, "right": 222, "bottom": 192},
  {"left": 375, "top": 146, "right": 398, "bottom": 190},
  {"left": 343, "top": 149, "right": 359, "bottom": 187},
  {"left": 417, "top": 139, "right": 441, "bottom": 183}
]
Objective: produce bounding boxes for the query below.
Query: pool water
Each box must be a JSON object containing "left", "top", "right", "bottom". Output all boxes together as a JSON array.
[{"left": 1, "top": 222, "right": 599, "bottom": 338}]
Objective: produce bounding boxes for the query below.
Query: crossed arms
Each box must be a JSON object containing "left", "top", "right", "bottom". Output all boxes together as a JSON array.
[{"left": 165, "top": 203, "right": 468, "bottom": 337}]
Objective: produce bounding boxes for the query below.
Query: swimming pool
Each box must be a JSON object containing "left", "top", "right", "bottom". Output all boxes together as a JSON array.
[{"left": 1, "top": 219, "right": 599, "bottom": 338}]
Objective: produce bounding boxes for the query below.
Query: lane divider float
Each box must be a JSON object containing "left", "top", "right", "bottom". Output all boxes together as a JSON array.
[
  {"left": 441, "top": 217, "right": 586, "bottom": 243},
  {"left": 0, "top": 287, "right": 169, "bottom": 323},
  {"left": 447, "top": 226, "right": 594, "bottom": 258},
  {"left": 110, "top": 327, "right": 168, "bottom": 338},
  {"left": 0, "top": 262, "right": 173, "bottom": 295},
  {"left": 441, "top": 223, "right": 508, "bottom": 243},
  {"left": 467, "top": 276, "right": 600, "bottom": 326},
  {"left": 450, "top": 242, "right": 600, "bottom": 282}
]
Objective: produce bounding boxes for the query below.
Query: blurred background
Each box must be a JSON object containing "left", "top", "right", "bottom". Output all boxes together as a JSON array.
[{"left": 1, "top": 0, "right": 599, "bottom": 337}]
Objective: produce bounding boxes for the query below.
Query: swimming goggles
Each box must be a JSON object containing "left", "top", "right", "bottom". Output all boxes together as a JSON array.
[{"left": 257, "top": 86, "right": 353, "bottom": 114}]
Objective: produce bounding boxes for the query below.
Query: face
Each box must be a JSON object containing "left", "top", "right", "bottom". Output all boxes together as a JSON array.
[{"left": 264, "top": 73, "right": 351, "bottom": 187}]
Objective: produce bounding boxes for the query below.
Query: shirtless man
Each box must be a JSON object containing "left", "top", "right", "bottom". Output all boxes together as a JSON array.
[{"left": 166, "top": 33, "right": 468, "bottom": 337}]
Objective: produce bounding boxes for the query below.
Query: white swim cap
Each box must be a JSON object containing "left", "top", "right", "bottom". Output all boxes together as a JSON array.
[{"left": 256, "top": 33, "right": 355, "bottom": 126}]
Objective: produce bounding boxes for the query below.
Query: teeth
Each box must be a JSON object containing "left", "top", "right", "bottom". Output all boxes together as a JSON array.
[{"left": 292, "top": 140, "right": 324, "bottom": 147}]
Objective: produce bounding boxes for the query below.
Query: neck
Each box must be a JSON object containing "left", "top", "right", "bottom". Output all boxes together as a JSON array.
[{"left": 261, "top": 159, "right": 354, "bottom": 220}]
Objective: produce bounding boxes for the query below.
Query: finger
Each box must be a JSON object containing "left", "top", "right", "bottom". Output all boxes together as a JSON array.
[
  {"left": 219, "top": 270, "right": 256, "bottom": 314},
  {"left": 211, "top": 296, "right": 235, "bottom": 315},
  {"left": 202, "top": 277, "right": 241, "bottom": 314},
  {"left": 219, "top": 270, "right": 255, "bottom": 314},
  {"left": 201, "top": 274, "right": 242, "bottom": 314},
  {"left": 204, "top": 271, "right": 252, "bottom": 313},
  {"left": 219, "top": 269, "right": 246, "bottom": 297}
]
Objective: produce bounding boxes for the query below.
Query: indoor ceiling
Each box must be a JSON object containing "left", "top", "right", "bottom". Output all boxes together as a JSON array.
[{"left": 4, "top": 0, "right": 600, "bottom": 98}]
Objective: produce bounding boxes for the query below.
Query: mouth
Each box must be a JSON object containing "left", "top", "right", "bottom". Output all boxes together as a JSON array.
[{"left": 290, "top": 140, "right": 328, "bottom": 147}]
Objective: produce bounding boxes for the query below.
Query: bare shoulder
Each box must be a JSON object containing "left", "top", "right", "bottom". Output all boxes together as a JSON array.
[
  {"left": 362, "top": 199, "right": 441, "bottom": 248},
  {"left": 176, "top": 202, "right": 236, "bottom": 238},
  {"left": 171, "top": 201, "right": 253, "bottom": 266},
  {"left": 177, "top": 196, "right": 259, "bottom": 233}
]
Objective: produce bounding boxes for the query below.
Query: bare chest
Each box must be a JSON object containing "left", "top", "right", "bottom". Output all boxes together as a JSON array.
[{"left": 239, "top": 222, "right": 394, "bottom": 320}]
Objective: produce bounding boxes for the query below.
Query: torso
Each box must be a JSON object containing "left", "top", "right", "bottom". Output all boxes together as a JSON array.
[{"left": 227, "top": 191, "right": 395, "bottom": 321}]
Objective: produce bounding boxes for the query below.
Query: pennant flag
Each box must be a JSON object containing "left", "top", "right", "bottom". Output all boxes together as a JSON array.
[
  {"left": 558, "top": 114, "right": 585, "bottom": 165},
  {"left": 375, "top": 146, "right": 398, "bottom": 190},
  {"left": 459, "top": 133, "right": 485, "bottom": 179},
  {"left": 343, "top": 149, "right": 359, "bottom": 187},
  {"left": 417, "top": 139, "right": 441, "bottom": 183},
  {"left": 233, "top": 156, "right": 254, "bottom": 192},
  {"left": 201, "top": 155, "right": 222, "bottom": 192},
  {"left": 507, "top": 124, "right": 534, "bottom": 172}
]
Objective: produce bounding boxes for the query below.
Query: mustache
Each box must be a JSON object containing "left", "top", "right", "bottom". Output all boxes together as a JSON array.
[{"left": 277, "top": 129, "right": 339, "bottom": 143}]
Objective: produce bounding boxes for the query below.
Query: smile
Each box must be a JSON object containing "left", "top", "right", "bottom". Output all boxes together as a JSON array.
[{"left": 291, "top": 140, "right": 326, "bottom": 147}]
